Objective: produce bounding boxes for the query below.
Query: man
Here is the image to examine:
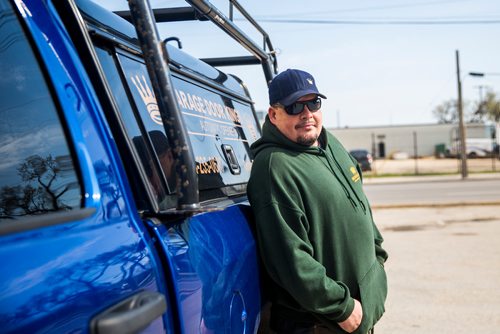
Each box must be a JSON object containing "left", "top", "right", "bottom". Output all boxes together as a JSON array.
[{"left": 247, "top": 69, "right": 388, "bottom": 334}]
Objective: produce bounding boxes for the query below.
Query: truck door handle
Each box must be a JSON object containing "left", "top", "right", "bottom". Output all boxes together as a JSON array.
[{"left": 90, "top": 291, "right": 167, "bottom": 334}]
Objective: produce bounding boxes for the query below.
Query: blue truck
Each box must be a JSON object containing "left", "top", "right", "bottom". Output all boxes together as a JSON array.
[{"left": 0, "top": 0, "right": 278, "bottom": 332}]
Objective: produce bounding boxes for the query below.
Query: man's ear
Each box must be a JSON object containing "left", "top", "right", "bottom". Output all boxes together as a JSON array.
[{"left": 268, "top": 106, "right": 278, "bottom": 125}]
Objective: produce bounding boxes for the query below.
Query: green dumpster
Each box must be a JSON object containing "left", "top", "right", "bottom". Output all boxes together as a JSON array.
[{"left": 435, "top": 143, "right": 446, "bottom": 158}]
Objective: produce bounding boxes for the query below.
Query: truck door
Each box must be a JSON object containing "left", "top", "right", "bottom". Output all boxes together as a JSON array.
[{"left": 0, "top": 1, "right": 171, "bottom": 332}]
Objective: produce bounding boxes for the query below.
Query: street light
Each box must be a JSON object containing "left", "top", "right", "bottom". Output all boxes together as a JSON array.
[
  {"left": 469, "top": 71, "right": 500, "bottom": 102},
  {"left": 454, "top": 59, "right": 500, "bottom": 179},
  {"left": 469, "top": 72, "right": 500, "bottom": 77}
]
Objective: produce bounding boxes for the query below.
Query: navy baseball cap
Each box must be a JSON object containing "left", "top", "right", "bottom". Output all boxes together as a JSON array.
[{"left": 269, "top": 69, "right": 327, "bottom": 106}]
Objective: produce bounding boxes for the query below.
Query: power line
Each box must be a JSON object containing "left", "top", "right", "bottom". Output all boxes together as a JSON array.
[
  {"left": 256, "top": 0, "right": 476, "bottom": 18},
  {"left": 324, "top": 0, "right": 475, "bottom": 13},
  {"left": 243, "top": 18, "right": 500, "bottom": 25}
]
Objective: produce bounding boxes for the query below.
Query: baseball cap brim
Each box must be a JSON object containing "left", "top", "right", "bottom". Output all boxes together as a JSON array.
[{"left": 279, "top": 90, "right": 327, "bottom": 107}]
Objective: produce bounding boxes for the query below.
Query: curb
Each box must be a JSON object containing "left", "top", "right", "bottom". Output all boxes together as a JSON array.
[
  {"left": 364, "top": 174, "right": 500, "bottom": 185},
  {"left": 371, "top": 201, "right": 500, "bottom": 209}
]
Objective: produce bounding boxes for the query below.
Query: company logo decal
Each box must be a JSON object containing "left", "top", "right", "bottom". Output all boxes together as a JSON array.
[
  {"left": 130, "top": 75, "right": 162, "bottom": 125},
  {"left": 350, "top": 166, "right": 360, "bottom": 182},
  {"left": 307, "top": 78, "right": 313, "bottom": 85},
  {"left": 196, "top": 156, "right": 223, "bottom": 175}
]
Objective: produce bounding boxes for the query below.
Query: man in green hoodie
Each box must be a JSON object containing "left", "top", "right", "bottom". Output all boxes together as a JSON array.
[{"left": 247, "top": 69, "right": 388, "bottom": 334}]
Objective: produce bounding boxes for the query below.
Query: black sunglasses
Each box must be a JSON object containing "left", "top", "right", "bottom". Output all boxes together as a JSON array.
[{"left": 284, "top": 97, "right": 322, "bottom": 115}]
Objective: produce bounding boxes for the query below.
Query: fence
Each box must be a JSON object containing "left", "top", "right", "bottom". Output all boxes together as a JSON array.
[{"left": 367, "top": 156, "right": 499, "bottom": 176}]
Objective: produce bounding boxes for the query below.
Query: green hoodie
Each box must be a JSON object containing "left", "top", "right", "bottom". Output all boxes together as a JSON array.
[{"left": 247, "top": 119, "right": 388, "bottom": 333}]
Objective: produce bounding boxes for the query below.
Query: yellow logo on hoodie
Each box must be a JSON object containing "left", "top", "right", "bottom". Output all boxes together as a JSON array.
[{"left": 350, "top": 166, "right": 360, "bottom": 182}]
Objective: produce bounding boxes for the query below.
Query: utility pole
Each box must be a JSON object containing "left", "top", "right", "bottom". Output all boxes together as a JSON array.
[{"left": 455, "top": 50, "right": 468, "bottom": 178}]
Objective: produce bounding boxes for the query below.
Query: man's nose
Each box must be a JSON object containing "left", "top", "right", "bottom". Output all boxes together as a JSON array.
[{"left": 300, "top": 105, "right": 314, "bottom": 118}]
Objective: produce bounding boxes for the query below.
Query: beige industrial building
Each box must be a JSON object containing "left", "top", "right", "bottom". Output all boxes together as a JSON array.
[{"left": 328, "top": 123, "right": 496, "bottom": 158}]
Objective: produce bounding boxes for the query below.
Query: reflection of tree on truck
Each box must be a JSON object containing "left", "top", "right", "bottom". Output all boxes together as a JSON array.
[{"left": 0, "top": 154, "right": 78, "bottom": 219}]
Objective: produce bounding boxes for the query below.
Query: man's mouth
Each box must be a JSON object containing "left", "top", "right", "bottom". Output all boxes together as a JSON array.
[{"left": 296, "top": 122, "right": 316, "bottom": 130}]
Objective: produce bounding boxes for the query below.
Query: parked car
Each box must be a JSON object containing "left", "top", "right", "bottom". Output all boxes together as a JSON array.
[
  {"left": 350, "top": 149, "right": 373, "bottom": 171},
  {"left": 0, "top": 0, "right": 278, "bottom": 333}
]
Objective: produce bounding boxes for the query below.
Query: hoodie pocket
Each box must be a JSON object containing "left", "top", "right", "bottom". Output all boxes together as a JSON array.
[{"left": 355, "top": 261, "right": 388, "bottom": 334}]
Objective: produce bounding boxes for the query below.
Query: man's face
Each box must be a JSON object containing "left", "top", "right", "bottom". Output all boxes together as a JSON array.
[{"left": 268, "top": 93, "right": 323, "bottom": 146}]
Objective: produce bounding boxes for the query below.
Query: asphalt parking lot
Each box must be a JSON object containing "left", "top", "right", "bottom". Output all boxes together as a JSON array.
[{"left": 371, "top": 201, "right": 500, "bottom": 333}]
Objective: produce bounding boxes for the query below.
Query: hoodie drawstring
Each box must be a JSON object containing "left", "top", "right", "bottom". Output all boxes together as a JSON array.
[
  {"left": 317, "top": 148, "right": 362, "bottom": 212},
  {"left": 318, "top": 148, "right": 367, "bottom": 214},
  {"left": 330, "top": 153, "right": 367, "bottom": 214}
]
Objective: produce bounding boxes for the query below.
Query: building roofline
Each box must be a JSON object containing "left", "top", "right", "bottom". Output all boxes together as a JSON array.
[{"left": 327, "top": 122, "right": 493, "bottom": 131}]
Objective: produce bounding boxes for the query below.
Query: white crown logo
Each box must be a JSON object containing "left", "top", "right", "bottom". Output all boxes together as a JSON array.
[
  {"left": 130, "top": 75, "right": 162, "bottom": 125},
  {"left": 307, "top": 78, "right": 313, "bottom": 85}
]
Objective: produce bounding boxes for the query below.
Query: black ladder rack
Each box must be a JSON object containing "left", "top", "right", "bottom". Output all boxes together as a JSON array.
[{"left": 115, "top": 0, "right": 278, "bottom": 83}]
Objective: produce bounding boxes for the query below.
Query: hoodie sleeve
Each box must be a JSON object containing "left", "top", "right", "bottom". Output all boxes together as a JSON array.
[
  {"left": 370, "top": 207, "right": 389, "bottom": 265},
  {"left": 374, "top": 232, "right": 388, "bottom": 266},
  {"left": 253, "top": 199, "right": 355, "bottom": 322}
]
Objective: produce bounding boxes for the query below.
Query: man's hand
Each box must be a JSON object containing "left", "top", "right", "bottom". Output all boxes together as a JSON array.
[{"left": 338, "top": 299, "right": 363, "bottom": 333}]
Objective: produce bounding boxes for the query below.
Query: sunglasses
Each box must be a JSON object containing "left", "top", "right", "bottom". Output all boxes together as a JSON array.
[{"left": 284, "top": 97, "right": 322, "bottom": 115}]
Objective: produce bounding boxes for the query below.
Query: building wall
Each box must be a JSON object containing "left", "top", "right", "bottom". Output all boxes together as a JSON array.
[{"left": 328, "top": 123, "right": 494, "bottom": 158}]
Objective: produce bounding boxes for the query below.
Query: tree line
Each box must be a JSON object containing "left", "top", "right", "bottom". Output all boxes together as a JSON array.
[{"left": 433, "top": 90, "right": 500, "bottom": 124}]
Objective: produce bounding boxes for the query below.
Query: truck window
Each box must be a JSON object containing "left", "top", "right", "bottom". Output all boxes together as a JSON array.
[
  {"left": 0, "top": 1, "right": 81, "bottom": 224},
  {"left": 94, "top": 46, "right": 174, "bottom": 211},
  {"left": 117, "top": 53, "right": 177, "bottom": 192},
  {"left": 117, "top": 52, "right": 258, "bottom": 197}
]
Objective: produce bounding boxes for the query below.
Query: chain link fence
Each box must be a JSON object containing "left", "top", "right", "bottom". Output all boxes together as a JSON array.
[{"left": 367, "top": 156, "right": 499, "bottom": 176}]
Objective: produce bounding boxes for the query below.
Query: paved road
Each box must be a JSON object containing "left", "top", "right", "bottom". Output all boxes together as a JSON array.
[
  {"left": 372, "top": 206, "right": 500, "bottom": 334},
  {"left": 355, "top": 176, "right": 500, "bottom": 333},
  {"left": 363, "top": 178, "right": 500, "bottom": 207}
]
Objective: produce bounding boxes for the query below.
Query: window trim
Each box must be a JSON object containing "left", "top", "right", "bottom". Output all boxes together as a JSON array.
[{"left": 0, "top": 208, "right": 96, "bottom": 236}]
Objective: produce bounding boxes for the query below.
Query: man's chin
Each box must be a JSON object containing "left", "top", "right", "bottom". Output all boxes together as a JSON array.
[{"left": 297, "top": 135, "right": 318, "bottom": 146}]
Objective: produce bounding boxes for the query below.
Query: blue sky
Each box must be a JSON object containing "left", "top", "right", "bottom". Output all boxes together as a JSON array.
[{"left": 96, "top": 0, "right": 500, "bottom": 128}]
